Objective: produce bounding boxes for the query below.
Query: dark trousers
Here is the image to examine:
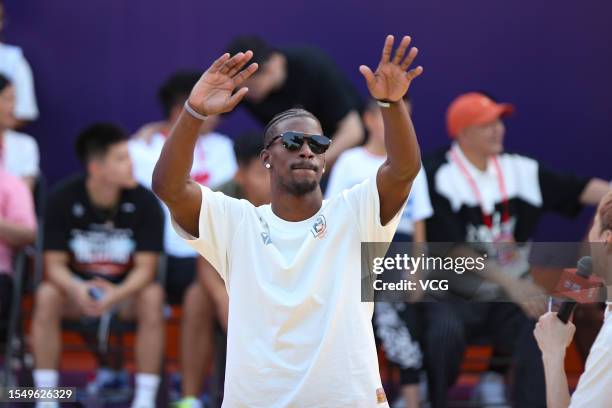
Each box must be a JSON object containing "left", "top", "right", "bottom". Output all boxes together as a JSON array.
[
  {"left": 374, "top": 302, "right": 423, "bottom": 385},
  {"left": 0, "top": 274, "right": 13, "bottom": 341},
  {"left": 165, "top": 256, "right": 197, "bottom": 305},
  {"left": 422, "top": 302, "right": 546, "bottom": 408}
]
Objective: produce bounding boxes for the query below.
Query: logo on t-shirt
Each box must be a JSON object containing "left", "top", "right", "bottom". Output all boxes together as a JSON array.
[
  {"left": 258, "top": 215, "right": 272, "bottom": 245},
  {"left": 311, "top": 215, "right": 327, "bottom": 239},
  {"left": 68, "top": 226, "right": 136, "bottom": 281},
  {"left": 261, "top": 231, "right": 272, "bottom": 245}
]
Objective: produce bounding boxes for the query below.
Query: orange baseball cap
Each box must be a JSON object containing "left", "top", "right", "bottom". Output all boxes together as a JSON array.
[{"left": 446, "top": 92, "right": 515, "bottom": 138}]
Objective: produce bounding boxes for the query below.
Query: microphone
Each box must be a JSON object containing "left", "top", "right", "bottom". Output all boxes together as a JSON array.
[{"left": 557, "top": 256, "right": 593, "bottom": 323}]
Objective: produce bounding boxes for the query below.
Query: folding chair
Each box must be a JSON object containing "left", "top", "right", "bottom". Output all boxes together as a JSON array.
[{"left": 1, "top": 174, "right": 47, "bottom": 386}]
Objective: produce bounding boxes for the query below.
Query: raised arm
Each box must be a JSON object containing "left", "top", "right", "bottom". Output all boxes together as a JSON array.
[
  {"left": 533, "top": 312, "right": 575, "bottom": 408},
  {"left": 359, "top": 35, "right": 423, "bottom": 225},
  {"left": 152, "top": 51, "right": 258, "bottom": 237}
]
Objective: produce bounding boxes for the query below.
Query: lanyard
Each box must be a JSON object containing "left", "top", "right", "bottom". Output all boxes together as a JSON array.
[{"left": 450, "top": 147, "right": 510, "bottom": 229}]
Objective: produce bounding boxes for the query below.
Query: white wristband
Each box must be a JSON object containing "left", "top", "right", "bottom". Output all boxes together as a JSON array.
[
  {"left": 376, "top": 100, "right": 391, "bottom": 108},
  {"left": 184, "top": 100, "right": 208, "bottom": 121}
]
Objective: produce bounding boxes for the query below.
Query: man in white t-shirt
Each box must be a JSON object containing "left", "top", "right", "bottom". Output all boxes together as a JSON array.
[
  {"left": 0, "top": 73, "right": 39, "bottom": 189},
  {"left": 326, "top": 96, "right": 432, "bottom": 407},
  {"left": 152, "top": 35, "right": 423, "bottom": 407},
  {"left": 0, "top": 2, "right": 39, "bottom": 124},
  {"left": 534, "top": 192, "right": 612, "bottom": 408},
  {"left": 128, "top": 71, "right": 236, "bottom": 405}
]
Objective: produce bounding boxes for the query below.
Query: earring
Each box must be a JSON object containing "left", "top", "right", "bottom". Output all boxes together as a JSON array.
[
  {"left": 265, "top": 163, "right": 271, "bottom": 169},
  {"left": 322, "top": 167, "right": 326, "bottom": 174}
]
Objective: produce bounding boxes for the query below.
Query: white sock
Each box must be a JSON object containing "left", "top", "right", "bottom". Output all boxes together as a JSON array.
[
  {"left": 131, "top": 373, "right": 160, "bottom": 408},
  {"left": 33, "top": 369, "right": 59, "bottom": 408},
  {"left": 33, "top": 368, "right": 59, "bottom": 388},
  {"left": 34, "top": 403, "right": 59, "bottom": 408}
]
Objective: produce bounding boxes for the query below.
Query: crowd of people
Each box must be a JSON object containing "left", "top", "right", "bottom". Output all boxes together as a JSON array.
[{"left": 0, "top": 2, "right": 611, "bottom": 408}]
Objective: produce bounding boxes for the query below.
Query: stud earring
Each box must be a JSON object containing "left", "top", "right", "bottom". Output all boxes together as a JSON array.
[{"left": 265, "top": 163, "right": 271, "bottom": 169}]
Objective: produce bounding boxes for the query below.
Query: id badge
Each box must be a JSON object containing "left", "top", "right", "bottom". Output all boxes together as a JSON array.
[{"left": 493, "top": 227, "right": 518, "bottom": 267}]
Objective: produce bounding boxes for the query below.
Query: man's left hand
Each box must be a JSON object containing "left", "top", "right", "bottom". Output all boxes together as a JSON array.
[
  {"left": 533, "top": 312, "right": 576, "bottom": 358},
  {"left": 359, "top": 35, "right": 423, "bottom": 103}
]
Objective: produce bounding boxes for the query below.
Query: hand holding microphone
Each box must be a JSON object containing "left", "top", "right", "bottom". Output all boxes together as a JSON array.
[
  {"left": 534, "top": 256, "right": 595, "bottom": 357},
  {"left": 555, "top": 256, "right": 594, "bottom": 323},
  {"left": 534, "top": 312, "right": 576, "bottom": 358}
]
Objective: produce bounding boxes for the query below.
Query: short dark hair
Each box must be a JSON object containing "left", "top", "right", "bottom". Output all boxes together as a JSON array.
[
  {"left": 263, "top": 108, "right": 320, "bottom": 145},
  {"left": 158, "top": 71, "right": 201, "bottom": 118},
  {"left": 0, "top": 73, "right": 11, "bottom": 93},
  {"left": 233, "top": 131, "right": 264, "bottom": 167},
  {"left": 226, "top": 36, "right": 276, "bottom": 66},
  {"left": 75, "top": 123, "right": 127, "bottom": 164}
]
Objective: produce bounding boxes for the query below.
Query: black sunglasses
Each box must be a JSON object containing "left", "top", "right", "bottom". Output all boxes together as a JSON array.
[{"left": 265, "top": 131, "right": 332, "bottom": 154}]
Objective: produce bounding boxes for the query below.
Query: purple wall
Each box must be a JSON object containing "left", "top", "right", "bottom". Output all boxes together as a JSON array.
[{"left": 5, "top": 0, "right": 611, "bottom": 240}]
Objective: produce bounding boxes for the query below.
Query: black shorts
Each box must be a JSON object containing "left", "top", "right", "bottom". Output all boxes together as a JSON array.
[{"left": 165, "top": 256, "right": 197, "bottom": 305}]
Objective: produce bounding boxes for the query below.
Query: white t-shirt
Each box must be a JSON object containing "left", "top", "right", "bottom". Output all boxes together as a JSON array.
[
  {"left": 129, "top": 131, "right": 237, "bottom": 257},
  {"left": 0, "top": 129, "right": 40, "bottom": 178},
  {"left": 0, "top": 43, "right": 39, "bottom": 121},
  {"left": 569, "top": 305, "right": 612, "bottom": 407},
  {"left": 173, "top": 177, "right": 404, "bottom": 407},
  {"left": 325, "top": 146, "right": 433, "bottom": 235}
]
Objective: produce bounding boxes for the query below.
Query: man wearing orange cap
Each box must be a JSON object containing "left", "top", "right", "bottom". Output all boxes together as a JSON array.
[{"left": 421, "top": 92, "right": 611, "bottom": 408}]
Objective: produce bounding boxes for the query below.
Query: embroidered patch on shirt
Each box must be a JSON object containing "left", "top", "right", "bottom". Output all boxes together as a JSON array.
[
  {"left": 376, "top": 387, "right": 387, "bottom": 403},
  {"left": 310, "top": 214, "right": 327, "bottom": 238}
]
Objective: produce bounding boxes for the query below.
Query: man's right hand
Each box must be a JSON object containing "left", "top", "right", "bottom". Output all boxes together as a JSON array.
[
  {"left": 73, "top": 281, "right": 101, "bottom": 317},
  {"left": 534, "top": 312, "right": 576, "bottom": 357},
  {"left": 187, "top": 51, "right": 258, "bottom": 117}
]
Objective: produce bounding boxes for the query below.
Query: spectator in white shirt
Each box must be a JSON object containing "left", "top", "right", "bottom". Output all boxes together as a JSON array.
[
  {"left": 0, "top": 1, "right": 39, "bottom": 125},
  {"left": 326, "top": 97, "right": 432, "bottom": 239},
  {"left": 0, "top": 73, "right": 39, "bottom": 189}
]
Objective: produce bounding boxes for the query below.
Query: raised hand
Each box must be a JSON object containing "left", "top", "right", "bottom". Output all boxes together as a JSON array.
[
  {"left": 359, "top": 35, "right": 423, "bottom": 102},
  {"left": 188, "top": 51, "right": 259, "bottom": 116}
]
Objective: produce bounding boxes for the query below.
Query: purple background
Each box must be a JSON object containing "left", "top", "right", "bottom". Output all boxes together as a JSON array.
[{"left": 4, "top": 0, "right": 611, "bottom": 240}]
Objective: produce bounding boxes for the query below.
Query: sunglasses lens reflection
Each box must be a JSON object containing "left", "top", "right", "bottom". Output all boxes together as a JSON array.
[{"left": 280, "top": 132, "right": 331, "bottom": 154}]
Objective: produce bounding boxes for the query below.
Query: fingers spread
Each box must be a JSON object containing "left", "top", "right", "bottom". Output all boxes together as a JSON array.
[
  {"left": 393, "top": 35, "right": 411, "bottom": 65},
  {"left": 209, "top": 53, "right": 230, "bottom": 74},
  {"left": 406, "top": 66, "right": 424, "bottom": 81},
  {"left": 233, "top": 62, "right": 259, "bottom": 86},
  {"left": 228, "top": 50, "right": 254, "bottom": 77},
  {"left": 401, "top": 47, "right": 419, "bottom": 71},
  {"left": 359, "top": 65, "right": 375, "bottom": 86},
  {"left": 381, "top": 35, "right": 394, "bottom": 64},
  {"left": 220, "top": 52, "right": 245, "bottom": 75},
  {"left": 226, "top": 87, "right": 249, "bottom": 111}
]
